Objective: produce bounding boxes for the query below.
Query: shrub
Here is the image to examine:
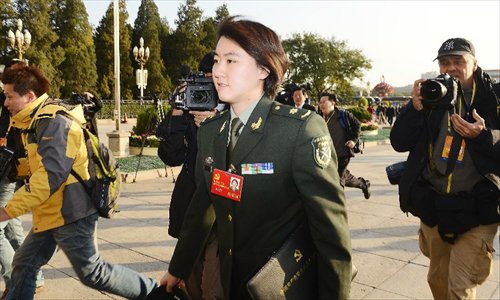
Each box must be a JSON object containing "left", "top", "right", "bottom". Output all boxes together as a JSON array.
[
  {"left": 97, "top": 101, "right": 171, "bottom": 120},
  {"left": 361, "top": 122, "right": 379, "bottom": 131},
  {"left": 129, "top": 135, "right": 160, "bottom": 147},
  {"left": 357, "top": 97, "right": 368, "bottom": 107},
  {"left": 132, "top": 106, "right": 161, "bottom": 136},
  {"left": 346, "top": 106, "right": 372, "bottom": 123}
]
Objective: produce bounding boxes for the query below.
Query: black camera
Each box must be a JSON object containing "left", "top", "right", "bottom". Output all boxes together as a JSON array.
[
  {"left": 171, "top": 71, "right": 217, "bottom": 111},
  {"left": 386, "top": 161, "right": 406, "bottom": 185},
  {"left": 420, "top": 73, "right": 458, "bottom": 110},
  {"left": 0, "top": 146, "right": 15, "bottom": 180},
  {"left": 68, "top": 92, "right": 102, "bottom": 118}
]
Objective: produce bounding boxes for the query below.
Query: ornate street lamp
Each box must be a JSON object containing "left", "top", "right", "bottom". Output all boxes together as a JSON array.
[
  {"left": 132, "top": 37, "right": 150, "bottom": 102},
  {"left": 8, "top": 19, "right": 31, "bottom": 60}
]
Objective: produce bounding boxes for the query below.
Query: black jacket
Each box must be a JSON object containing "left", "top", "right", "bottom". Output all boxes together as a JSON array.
[
  {"left": 156, "top": 112, "right": 198, "bottom": 238},
  {"left": 390, "top": 67, "right": 500, "bottom": 215},
  {"left": 321, "top": 108, "right": 361, "bottom": 158}
]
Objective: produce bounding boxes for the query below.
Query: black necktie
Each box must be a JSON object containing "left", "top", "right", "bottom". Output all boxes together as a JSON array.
[{"left": 228, "top": 117, "right": 243, "bottom": 164}]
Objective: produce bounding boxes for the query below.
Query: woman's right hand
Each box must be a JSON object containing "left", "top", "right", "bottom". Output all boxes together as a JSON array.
[{"left": 160, "top": 272, "right": 181, "bottom": 293}]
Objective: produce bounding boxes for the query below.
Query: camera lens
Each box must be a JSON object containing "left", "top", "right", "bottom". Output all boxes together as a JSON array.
[
  {"left": 421, "top": 80, "right": 447, "bottom": 101},
  {"left": 191, "top": 91, "right": 208, "bottom": 104}
]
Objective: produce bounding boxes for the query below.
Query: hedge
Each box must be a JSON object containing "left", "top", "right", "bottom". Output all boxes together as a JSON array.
[{"left": 346, "top": 106, "right": 372, "bottom": 123}]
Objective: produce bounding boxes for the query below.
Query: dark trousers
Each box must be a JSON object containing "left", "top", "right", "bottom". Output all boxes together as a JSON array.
[{"left": 337, "top": 157, "right": 365, "bottom": 189}]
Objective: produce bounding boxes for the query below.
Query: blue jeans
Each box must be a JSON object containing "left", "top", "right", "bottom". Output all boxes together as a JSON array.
[
  {"left": 6, "top": 213, "right": 158, "bottom": 299},
  {"left": 0, "top": 179, "right": 44, "bottom": 290}
]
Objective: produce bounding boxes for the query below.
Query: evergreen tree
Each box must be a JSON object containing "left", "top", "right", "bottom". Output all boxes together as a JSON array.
[
  {"left": 132, "top": 0, "right": 171, "bottom": 98},
  {"left": 0, "top": 0, "right": 16, "bottom": 62},
  {"left": 94, "top": 0, "right": 134, "bottom": 99},
  {"left": 14, "top": 0, "right": 65, "bottom": 97},
  {"left": 164, "top": 0, "right": 209, "bottom": 81},
  {"left": 53, "top": 0, "right": 97, "bottom": 97},
  {"left": 200, "top": 4, "right": 229, "bottom": 51}
]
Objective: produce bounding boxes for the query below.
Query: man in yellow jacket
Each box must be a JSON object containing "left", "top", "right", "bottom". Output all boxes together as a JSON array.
[{"left": 0, "top": 64, "right": 157, "bottom": 299}]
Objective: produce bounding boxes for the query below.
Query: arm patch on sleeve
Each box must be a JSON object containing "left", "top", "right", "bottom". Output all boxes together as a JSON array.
[{"left": 311, "top": 135, "right": 332, "bottom": 168}]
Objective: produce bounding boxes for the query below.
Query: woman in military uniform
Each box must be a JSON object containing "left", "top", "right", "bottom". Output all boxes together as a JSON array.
[{"left": 160, "top": 16, "right": 352, "bottom": 299}]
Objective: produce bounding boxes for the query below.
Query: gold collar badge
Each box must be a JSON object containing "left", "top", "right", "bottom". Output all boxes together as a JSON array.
[
  {"left": 251, "top": 117, "right": 262, "bottom": 130},
  {"left": 301, "top": 110, "right": 311, "bottom": 118},
  {"left": 219, "top": 120, "right": 227, "bottom": 133}
]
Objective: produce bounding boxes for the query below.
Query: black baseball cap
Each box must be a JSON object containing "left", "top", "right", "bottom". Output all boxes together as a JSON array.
[{"left": 435, "top": 38, "right": 475, "bottom": 60}]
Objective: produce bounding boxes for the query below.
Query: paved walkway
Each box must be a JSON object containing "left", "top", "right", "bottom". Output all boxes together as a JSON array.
[{"left": 1, "top": 143, "right": 498, "bottom": 299}]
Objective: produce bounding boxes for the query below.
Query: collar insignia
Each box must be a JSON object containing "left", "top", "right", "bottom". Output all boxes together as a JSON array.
[
  {"left": 289, "top": 108, "right": 298, "bottom": 115},
  {"left": 301, "top": 110, "right": 311, "bottom": 119},
  {"left": 251, "top": 117, "right": 262, "bottom": 130},
  {"left": 220, "top": 120, "right": 227, "bottom": 133}
]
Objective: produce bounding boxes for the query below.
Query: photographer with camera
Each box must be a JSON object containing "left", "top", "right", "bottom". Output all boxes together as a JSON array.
[
  {"left": 390, "top": 38, "right": 499, "bottom": 299},
  {"left": 156, "top": 52, "right": 224, "bottom": 299}
]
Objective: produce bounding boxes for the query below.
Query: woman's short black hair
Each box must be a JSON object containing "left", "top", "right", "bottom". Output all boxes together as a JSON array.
[{"left": 217, "top": 16, "right": 288, "bottom": 98}]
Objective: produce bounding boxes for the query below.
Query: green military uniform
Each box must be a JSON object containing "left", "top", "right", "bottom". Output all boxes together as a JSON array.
[{"left": 169, "top": 96, "right": 351, "bottom": 299}]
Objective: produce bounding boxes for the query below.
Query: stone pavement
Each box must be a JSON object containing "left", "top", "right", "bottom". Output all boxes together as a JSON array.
[{"left": 1, "top": 143, "right": 498, "bottom": 299}]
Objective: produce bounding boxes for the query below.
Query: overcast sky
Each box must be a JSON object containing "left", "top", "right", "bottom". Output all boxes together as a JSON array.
[{"left": 84, "top": 0, "right": 500, "bottom": 87}]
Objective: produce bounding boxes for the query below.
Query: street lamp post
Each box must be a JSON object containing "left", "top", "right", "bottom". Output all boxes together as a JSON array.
[
  {"left": 132, "top": 37, "right": 149, "bottom": 103},
  {"left": 8, "top": 19, "right": 31, "bottom": 61}
]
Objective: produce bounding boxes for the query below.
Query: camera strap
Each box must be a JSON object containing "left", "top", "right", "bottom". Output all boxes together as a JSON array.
[{"left": 427, "top": 107, "right": 464, "bottom": 194}]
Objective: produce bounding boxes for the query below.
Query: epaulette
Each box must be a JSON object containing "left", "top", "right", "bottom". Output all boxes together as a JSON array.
[
  {"left": 271, "top": 102, "right": 313, "bottom": 121},
  {"left": 200, "top": 109, "right": 228, "bottom": 126}
]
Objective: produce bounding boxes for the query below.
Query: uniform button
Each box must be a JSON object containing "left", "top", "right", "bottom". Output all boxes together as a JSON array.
[
  {"left": 228, "top": 214, "right": 232, "bottom": 222},
  {"left": 229, "top": 248, "right": 232, "bottom": 256}
]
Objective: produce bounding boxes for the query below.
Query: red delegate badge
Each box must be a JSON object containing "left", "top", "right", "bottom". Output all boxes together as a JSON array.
[{"left": 211, "top": 168, "right": 243, "bottom": 202}]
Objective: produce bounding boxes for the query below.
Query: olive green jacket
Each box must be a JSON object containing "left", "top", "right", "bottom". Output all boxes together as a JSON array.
[{"left": 169, "top": 96, "right": 351, "bottom": 299}]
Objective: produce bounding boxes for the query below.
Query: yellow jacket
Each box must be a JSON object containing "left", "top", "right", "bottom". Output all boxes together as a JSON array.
[{"left": 4, "top": 94, "right": 97, "bottom": 232}]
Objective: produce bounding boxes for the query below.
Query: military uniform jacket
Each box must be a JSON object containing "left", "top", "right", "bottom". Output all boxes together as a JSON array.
[{"left": 169, "top": 96, "right": 352, "bottom": 299}]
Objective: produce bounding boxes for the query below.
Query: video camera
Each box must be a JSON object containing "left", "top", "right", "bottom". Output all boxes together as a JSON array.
[
  {"left": 420, "top": 73, "right": 459, "bottom": 110},
  {"left": 68, "top": 92, "right": 102, "bottom": 118},
  {"left": 170, "top": 67, "right": 217, "bottom": 111}
]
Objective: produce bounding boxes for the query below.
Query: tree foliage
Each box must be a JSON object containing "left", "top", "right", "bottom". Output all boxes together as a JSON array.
[
  {"left": 94, "top": 0, "right": 134, "bottom": 100},
  {"left": 0, "top": 0, "right": 16, "bottom": 61},
  {"left": 52, "top": 0, "right": 97, "bottom": 97},
  {"left": 132, "top": 0, "right": 171, "bottom": 98},
  {"left": 164, "top": 0, "right": 210, "bottom": 82},
  {"left": 200, "top": 4, "right": 229, "bottom": 51},
  {"left": 1, "top": 0, "right": 375, "bottom": 106},
  {"left": 14, "top": 0, "right": 65, "bottom": 97},
  {"left": 282, "top": 33, "right": 371, "bottom": 103}
]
